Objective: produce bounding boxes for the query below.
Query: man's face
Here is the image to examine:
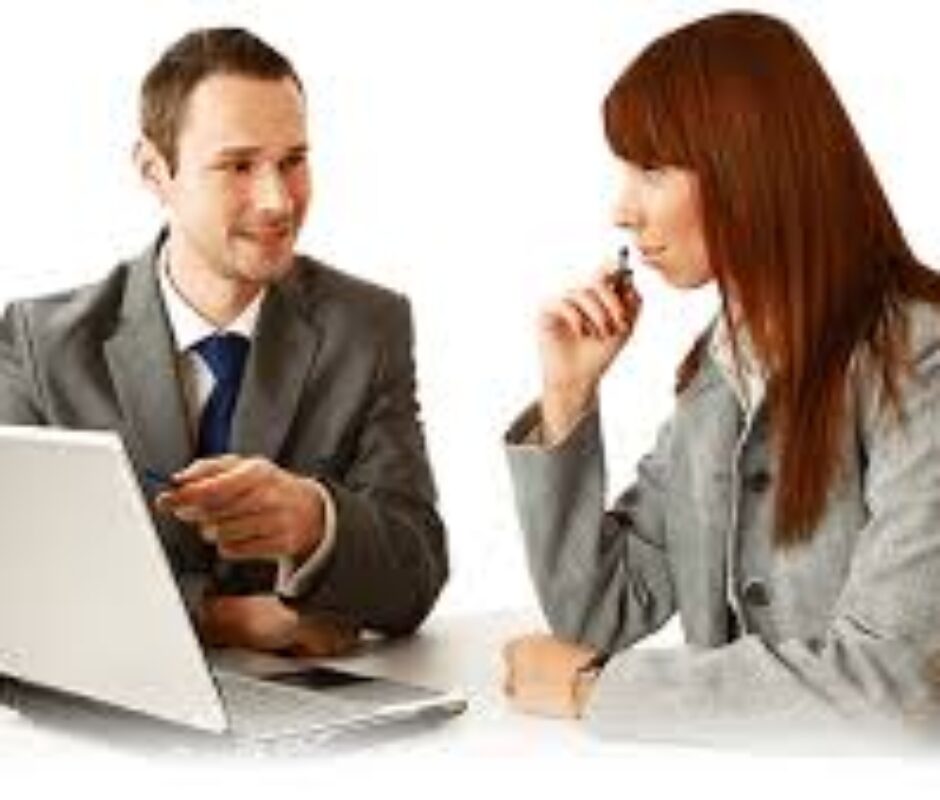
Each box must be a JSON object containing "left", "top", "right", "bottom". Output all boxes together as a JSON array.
[{"left": 153, "top": 74, "right": 310, "bottom": 288}]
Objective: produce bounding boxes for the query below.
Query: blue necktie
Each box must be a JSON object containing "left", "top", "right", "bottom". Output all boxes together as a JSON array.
[
  {"left": 193, "top": 333, "right": 276, "bottom": 596},
  {"left": 194, "top": 333, "right": 250, "bottom": 458}
]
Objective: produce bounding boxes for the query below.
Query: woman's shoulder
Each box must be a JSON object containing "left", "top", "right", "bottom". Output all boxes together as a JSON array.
[
  {"left": 901, "top": 298, "right": 940, "bottom": 358},
  {"left": 852, "top": 298, "right": 940, "bottom": 434}
]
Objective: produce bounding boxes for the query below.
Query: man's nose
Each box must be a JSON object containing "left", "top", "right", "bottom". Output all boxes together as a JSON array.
[{"left": 252, "top": 165, "right": 292, "bottom": 216}]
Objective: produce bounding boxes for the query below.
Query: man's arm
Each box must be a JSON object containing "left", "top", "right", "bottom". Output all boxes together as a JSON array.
[
  {"left": 0, "top": 303, "right": 45, "bottom": 424},
  {"left": 287, "top": 297, "right": 448, "bottom": 635},
  {"left": 155, "top": 295, "right": 447, "bottom": 638}
]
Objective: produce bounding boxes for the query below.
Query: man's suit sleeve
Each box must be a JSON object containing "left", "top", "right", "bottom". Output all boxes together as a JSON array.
[
  {"left": 504, "top": 404, "right": 676, "bottom": 652},
  {"left": 291, "top": 297, "right": 448, "bottom": 635},
  {"left": 0, "top": 303, "right": 44, "bottom": 424}
]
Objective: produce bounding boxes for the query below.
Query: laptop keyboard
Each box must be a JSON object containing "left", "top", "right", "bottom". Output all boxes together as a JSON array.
[{"left": 214, "top": 670, "right": 367, "bottom": 740}]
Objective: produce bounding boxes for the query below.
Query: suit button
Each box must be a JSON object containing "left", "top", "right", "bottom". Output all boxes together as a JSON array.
[
  {"left": 744, "top": 470, "right": 772, "bottom": 493},
  {"left": 742, "top": 578, "right": 771, "bottom": 607}
]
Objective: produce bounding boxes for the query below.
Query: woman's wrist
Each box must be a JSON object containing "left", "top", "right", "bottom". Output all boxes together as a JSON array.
[
  {"left": 540, "top": 383, "right": 597, "bottom": 445},
  {"left": 571, "top": 651, "right": 610, "bottom": 717}
]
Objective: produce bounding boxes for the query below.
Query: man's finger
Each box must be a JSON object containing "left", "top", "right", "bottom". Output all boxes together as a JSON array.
[
  {"left": 162, "top": 461, "right": 264, "bottom": 511},
  {"left": 216, "top": 529, "right": 283, "bottom": 560},
  {"left": 212, "top": 511, "right": 275, "bottom": 544},
  {"left": 173, "top": 454, "right": 243, "bottom": 483}
]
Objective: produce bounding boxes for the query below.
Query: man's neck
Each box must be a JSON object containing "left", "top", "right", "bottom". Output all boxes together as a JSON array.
[{"left": 165, "top": 244, "right": 262, "bottom": 328}]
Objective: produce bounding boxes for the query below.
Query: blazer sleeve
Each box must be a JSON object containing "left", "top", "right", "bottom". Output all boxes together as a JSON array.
[
  {"left": 584, "top": 322, "right": 940, "bottom": 745},
  {"left": 290, "top": 298, "right": 448, "bottom": 636},
  {"left": 504, "top": 404, "right": 676, "bottom": 652},
  {"left": 0, "top": 303, "right": 44, "bottom": 424}
]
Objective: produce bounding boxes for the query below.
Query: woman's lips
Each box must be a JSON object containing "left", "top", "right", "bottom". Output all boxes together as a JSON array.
[{"left": 639, "top": 246, "right": 666, "bottom": 261}]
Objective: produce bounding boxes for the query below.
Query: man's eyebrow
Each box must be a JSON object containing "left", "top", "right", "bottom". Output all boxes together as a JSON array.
[
  {"left": 212, "top": 146, "right": 262, "bottom": 161},
  {"left": 212, "top": 144, "right": 308, "bottom": 160}
]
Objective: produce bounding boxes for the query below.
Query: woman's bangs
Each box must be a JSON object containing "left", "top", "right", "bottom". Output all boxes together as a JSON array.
[{"left": 603, "top": 59, "right": 684, "bottom": 169}]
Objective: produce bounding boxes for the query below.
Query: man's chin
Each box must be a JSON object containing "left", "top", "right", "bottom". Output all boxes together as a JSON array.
[{"left": 232, "top": 244, "right": 296, "bottom": 283}]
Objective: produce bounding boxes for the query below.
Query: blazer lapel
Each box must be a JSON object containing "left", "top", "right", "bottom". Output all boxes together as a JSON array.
[
  {"left": 230, "top": 275, "right": 322, "bottom": 460},
  {"left": 103, "top": 242, "right": 192, "bottom": 478},
  {"left": 675, "top": 356, "right": 746, "bottom": 646}
]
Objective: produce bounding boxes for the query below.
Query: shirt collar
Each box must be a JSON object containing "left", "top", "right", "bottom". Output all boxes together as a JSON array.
[
  {"left": 708, "top": 313, "right": 766, "bottom": 414},
  {"left": 157, "top": 246, "right": 265, "bottom": 352}
]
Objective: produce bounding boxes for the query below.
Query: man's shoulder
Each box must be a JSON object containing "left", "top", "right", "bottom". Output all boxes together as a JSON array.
[
  {"left": 3, "top": 259, "right": 139, "bottom": 343},
  {"left": 286, "top": 254, "right": 410, "bottom": 321},
  {"left": 291, "top": 254, "right": 404, "bottom": 301}
]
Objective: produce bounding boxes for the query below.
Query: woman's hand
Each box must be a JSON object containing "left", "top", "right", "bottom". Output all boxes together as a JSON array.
[
  {"left": 502, "top": 633, "right": 600, "bottom": 718},
  {"left": 538, "top": 265, "right": 641, "bottom": 443}
]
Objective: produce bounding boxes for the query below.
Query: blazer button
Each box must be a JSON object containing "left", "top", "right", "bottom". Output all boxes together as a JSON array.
[
  {"left": 744, "top": 470, "right": 772, "bottom": 493},
  {"left": 742, "top": 578, "right": 771, "bottom": 607}
]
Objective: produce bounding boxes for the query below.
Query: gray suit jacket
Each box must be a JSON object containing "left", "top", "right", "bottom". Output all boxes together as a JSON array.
[
  {"left": 0, "top": 234, "right": 448, "bottom": 635},
  {"left": 506, "top": 301, "right": 940, "bottom": 746}
]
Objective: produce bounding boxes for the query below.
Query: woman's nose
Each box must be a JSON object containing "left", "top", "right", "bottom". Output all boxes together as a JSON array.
[{"left": 612, "top": 170, "right": 644, "bottom": 230}]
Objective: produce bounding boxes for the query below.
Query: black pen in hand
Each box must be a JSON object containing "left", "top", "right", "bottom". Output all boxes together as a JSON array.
[
  {"left": 143, "top": 467, "right": 180, "bottom": 494},
  {"left": 606, "top": 246, "right": 634, "bottom": 297}
]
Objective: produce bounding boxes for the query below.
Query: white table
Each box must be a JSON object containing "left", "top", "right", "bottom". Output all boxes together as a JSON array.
[
  {"left": 214, "top": 607, "right": 596, "bottom": 756},
  {"left": 0, "top": 608, "right": 590, "bottom": 756},
  {"left": 2, "top": 609, "right": 938, "bottom": 798}
]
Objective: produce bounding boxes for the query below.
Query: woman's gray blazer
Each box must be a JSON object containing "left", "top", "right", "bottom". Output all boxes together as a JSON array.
[{"left": 505, "top": 301, "right": 940, "bottom": 745}]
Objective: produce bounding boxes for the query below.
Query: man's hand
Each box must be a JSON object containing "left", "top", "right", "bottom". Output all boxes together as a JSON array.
[
  {"left": 155, "top": 455, "right": 325, "bottom": 562},
  {"left": 199, "top": 595, "right": 360, "bottom": 657},
  {"left": 502, "top": 633, "right": 600, "bottom": 718}
]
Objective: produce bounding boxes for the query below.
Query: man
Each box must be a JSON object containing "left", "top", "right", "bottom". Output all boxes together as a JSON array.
[{"left": 0, "top": 27, "right": 448, "bottom": 654}]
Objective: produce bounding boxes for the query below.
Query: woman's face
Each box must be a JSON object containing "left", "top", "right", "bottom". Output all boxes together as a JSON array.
[{"left": 613, "top": 159, "right": 713, "bottom": 289}]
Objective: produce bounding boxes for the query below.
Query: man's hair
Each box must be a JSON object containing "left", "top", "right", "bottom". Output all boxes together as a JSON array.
[
  {"left": 603, "top": 11, "right": 940, "bottom": 545},
  {"left": 140, "top": 27, "right": 303, "bottom": 172}
]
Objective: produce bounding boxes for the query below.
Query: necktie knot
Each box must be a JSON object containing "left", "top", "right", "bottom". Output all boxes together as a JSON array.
[{"left": 193, "top": 333, "right": 249, "bottom": 388}]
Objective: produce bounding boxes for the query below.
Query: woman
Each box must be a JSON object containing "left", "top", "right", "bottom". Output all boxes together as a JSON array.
[{"left": 502, "top": 11, "right": 940, "bottom": 745}]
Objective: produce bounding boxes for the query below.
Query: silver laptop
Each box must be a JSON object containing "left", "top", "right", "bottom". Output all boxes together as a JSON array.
[{"left": 0, "top": 425, "right": 465, "bottom": 746}]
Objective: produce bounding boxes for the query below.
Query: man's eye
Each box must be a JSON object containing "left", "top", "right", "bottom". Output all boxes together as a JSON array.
[
  {"left": 280, "top": 153, "right": 307, "bottom": 172},
  {"left": 220, "top": 161, "right": 252, "bottom": 175}
]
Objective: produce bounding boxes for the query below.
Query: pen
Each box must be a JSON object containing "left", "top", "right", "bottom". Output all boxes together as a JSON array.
[
  {"left": 143, "top": 468, "right": 178, "bottom": 493},
  {"left": 607, "top": 246, "right": 634, "bottom": 296},
  {"left": 616, "top": 245, "right": 633, "bottom": 280}
]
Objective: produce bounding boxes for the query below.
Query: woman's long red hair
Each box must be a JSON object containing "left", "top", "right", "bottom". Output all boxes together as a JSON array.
[{"left": 603, "top": 12, "right": 940, "bottom": 545}]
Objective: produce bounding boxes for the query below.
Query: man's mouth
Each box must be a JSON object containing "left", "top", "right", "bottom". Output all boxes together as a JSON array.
[{"left": 239, "top": 225, "right": 293, "bottom": 246}]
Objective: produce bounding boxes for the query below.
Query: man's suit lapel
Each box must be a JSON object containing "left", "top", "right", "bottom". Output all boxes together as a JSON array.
[
  {"left": 103, "top": 241, "right": 192, "bottom": 477},
  {"left": 231, "top": 274, "right": 322, "bottom": 460}
]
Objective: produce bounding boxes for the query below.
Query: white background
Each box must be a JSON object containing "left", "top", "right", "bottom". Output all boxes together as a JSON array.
[{"left": 2, "top": 0, "right": 940, "bottom": 790}]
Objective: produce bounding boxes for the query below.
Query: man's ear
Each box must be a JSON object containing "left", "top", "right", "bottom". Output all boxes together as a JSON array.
[{"left": 133, "top": 137, "right": 172, "bottom": 202}]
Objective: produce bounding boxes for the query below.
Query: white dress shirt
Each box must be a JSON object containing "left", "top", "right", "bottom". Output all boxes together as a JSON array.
[
  {"left": 707, "top": 314, "right": 766, "bottom": 416},
  {"left": 157, "top": 257, "right": 336, "bottom": 598}
]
